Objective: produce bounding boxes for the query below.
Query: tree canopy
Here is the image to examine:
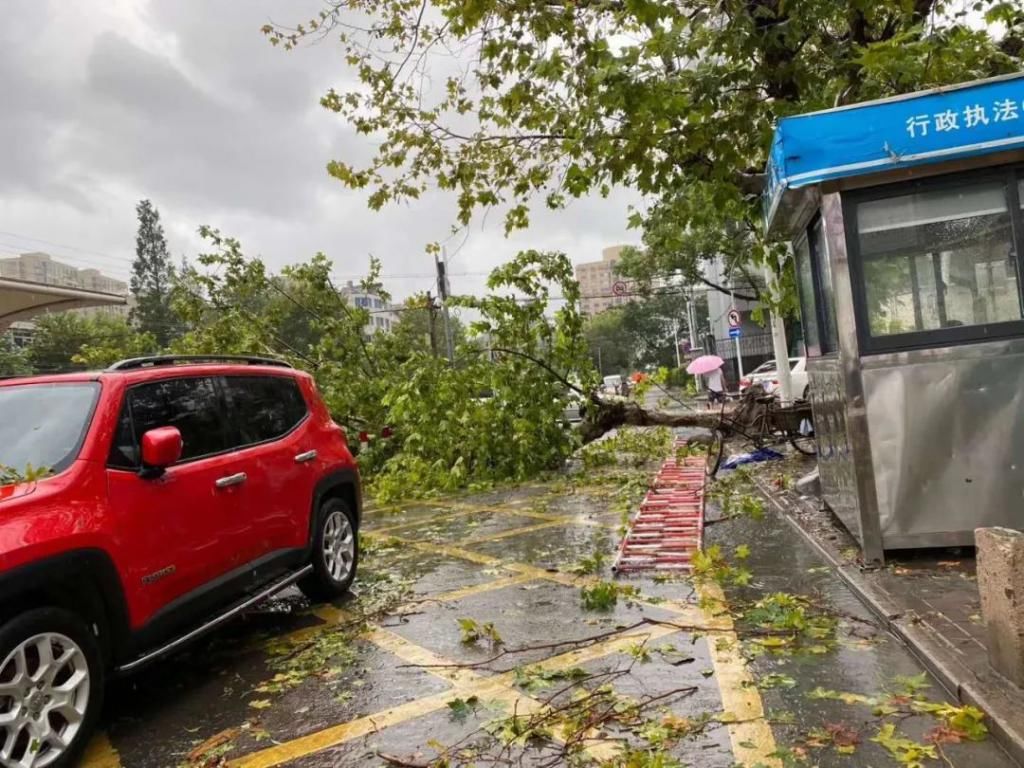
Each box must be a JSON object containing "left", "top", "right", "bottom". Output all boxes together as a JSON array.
[
  {"left": 171, "top": 229, "right": 597, "bottom": 500},
  {"left": 585, "top": 290, "right": 707, "bottom": 375},
  {"left": 131, "top": 199, "right": 179, "bottom": 346},
  {"left": 26, "top": 313, "right": 157, "bottom": 373},
  {"left": 266, "top": 0, "right": 1024, "bottom": 296}
]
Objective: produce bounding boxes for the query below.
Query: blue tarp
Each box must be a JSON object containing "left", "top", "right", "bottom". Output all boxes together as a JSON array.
[
  {"left": 764, "top": 72, "right": 1024, "bottom": 231},
  {"left": 721, "top": 447, "right": 784, "bottom": 471}
]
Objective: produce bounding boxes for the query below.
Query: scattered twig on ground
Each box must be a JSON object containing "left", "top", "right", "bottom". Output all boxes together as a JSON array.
[{"left": 376, "top": 751, "right": 433, "bottom": 768}]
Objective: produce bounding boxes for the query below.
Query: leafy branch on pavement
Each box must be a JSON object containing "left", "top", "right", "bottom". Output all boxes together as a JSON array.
[
  {"left": 580, "top": 581, "right": 641, "bottom": 612},
  {"left": 383, "top": 657, "right": 704, "bottom": 768},
  {"left": 458, "top": 618, "right": 504, "bottom": 648}
]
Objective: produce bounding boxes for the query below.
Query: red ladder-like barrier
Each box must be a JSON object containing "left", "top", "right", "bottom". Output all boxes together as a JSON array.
[{"left": 612, "top": 440, "right": 705, "bottom": 573}]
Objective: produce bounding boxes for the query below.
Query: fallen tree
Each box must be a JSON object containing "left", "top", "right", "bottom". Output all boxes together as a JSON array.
[
  {"left": 579, "top": 396, "right": 718, "bottom": 445},
  {"left": 166, "top": 232, "right": 713, "bottom": 500}
]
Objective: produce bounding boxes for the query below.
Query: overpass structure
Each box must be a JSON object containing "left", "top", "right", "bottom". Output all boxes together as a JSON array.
[{"left": 0, "top": 276, "right": 127, "bottom": 331}]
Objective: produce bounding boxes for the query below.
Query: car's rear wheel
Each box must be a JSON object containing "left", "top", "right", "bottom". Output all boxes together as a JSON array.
[
  {"left": 0, "top": 608, "right": 103, "bottom": 768},
  {"left": 299, "top": 498, "right": 359, "bottom": 602}
]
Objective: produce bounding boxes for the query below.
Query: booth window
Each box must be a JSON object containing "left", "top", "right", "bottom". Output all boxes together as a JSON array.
[
  {"left": 809, "top": 217, "right": 839, "bottom": 353},
  {"left": 852, "top": 176, "right": 1023, "bottom": 351},
  {"left": 794, "top": 232, "right": 821, "bottom": 356}
]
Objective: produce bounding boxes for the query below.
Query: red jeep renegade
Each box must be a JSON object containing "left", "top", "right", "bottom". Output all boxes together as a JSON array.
[{"left": 0, "top": 356, "right": 361, "bottom": 767}]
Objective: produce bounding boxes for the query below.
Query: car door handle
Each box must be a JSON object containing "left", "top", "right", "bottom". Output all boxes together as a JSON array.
[
  {"left": 294, "top": 450, "right": 318, "bottom": 463},
  {"left": 215, "top": 472, "right": 247, "bottom": 489}
]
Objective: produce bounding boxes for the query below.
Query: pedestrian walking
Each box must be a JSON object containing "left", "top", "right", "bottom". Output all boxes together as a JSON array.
[
  {"left": 685, "top": 354, "right": 726, "bottom": 410},
  {"left": 705, "top": 368, "right": 725, "bottom": 408}
]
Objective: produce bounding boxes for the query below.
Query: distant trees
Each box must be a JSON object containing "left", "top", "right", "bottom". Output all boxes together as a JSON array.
[
  {"left": 130, "top": 200, "right": 179, "bottom": 346},
  {"left": 27, "top": 313, "right": 157, "bottom": 372},
  {"left": 585, "top": 292, "right": 708, "bottom": 376},
  {"left": 0, "top": 337, "right": 30, "bottom": 377}
]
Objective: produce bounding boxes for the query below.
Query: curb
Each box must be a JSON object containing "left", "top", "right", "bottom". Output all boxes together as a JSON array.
[{"left": 751, "top": 476, "right": 1024, "bottom": 768}]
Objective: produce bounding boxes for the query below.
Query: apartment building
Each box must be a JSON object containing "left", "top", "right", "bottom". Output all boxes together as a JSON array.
[
  {"left": 574, "top": 245, "right": 635, "bottom": 316},
  {"left": 339, "top": 281, "right": 401, "bottom": 336}
]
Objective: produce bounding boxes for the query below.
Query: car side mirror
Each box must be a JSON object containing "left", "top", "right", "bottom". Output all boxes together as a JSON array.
[{"left": 140, "top": 427, "right": 182, "bottom": 479}]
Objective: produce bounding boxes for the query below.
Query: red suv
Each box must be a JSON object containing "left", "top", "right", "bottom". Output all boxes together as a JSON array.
[{"left": 0, "top": 356, "right": 361, "bottom": 767}]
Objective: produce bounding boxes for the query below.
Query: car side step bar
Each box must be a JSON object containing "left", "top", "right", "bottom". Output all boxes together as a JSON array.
[{"left": 117, "top": 565, "right": 313, "bottom": 674}]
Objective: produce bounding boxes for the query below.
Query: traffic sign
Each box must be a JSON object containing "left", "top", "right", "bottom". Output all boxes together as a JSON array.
[
  {"left": 727, "top": 308, "right": 741, "bottom": 328},
  {"left": 729, "top": 327, "right": 741, "bottom": 339},
  {"left": 612, "top": 281, "right": 628, "bottom": 297}
]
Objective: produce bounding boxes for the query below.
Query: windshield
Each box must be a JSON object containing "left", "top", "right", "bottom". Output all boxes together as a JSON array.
[{"left": 0, "top": 383, "right": 100, "bottom": 475}]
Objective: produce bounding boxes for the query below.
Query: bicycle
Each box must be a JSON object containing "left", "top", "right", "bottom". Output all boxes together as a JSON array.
[{"left": 705, "top": 388, "right": 816, "bottom": 478}]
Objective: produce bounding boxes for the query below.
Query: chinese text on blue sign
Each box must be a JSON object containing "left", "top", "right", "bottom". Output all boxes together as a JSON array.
[{"left": 764, "top": 73, "right": 1024, "bottom": 231}]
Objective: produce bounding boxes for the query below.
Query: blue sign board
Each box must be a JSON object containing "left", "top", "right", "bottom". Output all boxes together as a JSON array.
[
  {"left": 729, "top": 327, "right": 741, "bottom": 339},
  {"left": 764, "top": 72, "right": 1024, "bottom": 230}
]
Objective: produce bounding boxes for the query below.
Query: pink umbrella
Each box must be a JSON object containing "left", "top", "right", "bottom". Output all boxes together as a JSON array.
[{"left": 686, "top": 354, "right": 724, "bottom": 375}]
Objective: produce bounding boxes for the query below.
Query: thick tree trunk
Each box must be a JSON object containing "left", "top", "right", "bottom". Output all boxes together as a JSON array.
[{"left": 580, "top": 398, "right": 719, "bottom": 444}]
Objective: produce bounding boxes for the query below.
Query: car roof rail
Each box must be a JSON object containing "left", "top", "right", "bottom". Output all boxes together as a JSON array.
[{"left": 106, "top": 355, "right": 294, "bottom": 371}]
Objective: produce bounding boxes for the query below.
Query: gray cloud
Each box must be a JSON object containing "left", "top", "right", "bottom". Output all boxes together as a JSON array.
[{"left": 0, "top": 0, "right": 640, "bottom": 299}]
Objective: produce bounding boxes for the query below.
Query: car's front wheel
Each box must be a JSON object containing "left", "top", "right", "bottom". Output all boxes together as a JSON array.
[
  {"left": 299, "top": 497, "right": 359, "bottom": 602},
  {"left": 0, "top": 607, "right": 104, "bottom": 768}
]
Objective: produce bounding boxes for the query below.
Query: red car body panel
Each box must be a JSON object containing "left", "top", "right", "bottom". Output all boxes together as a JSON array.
[{"left": 0, "top": 364, "right": 358, "bottom": 641}]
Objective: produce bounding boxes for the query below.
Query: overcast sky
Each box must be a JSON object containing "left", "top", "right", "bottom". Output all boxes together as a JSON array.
[{"left": 0, "top": 1, "right": 640, "bottom": 301}]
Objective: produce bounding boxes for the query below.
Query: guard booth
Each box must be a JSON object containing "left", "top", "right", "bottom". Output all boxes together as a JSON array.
[{"left": 764, "top": 73, "right": 1024, "bottom": 565}]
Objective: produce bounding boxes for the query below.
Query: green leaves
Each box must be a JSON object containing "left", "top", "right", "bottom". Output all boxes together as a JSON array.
[
  {"left": 871, "top": 723, "right": 937, "bottom": 767},
  {"left": 512, "top": 665, "right": 587, "bottom": 694},
  {"left": 175, "top": 237, "right": 594, "bottom": 503},
  {"left": 268, "top": 0, "right": 1021, "bottom": 323},
  {"left": 458, "top": 618, "right": 503, "bottom": 647},
  {"left": 580, "top": 581, "right": 640, "bottom": 611},
  {"left": 446, "top": 695, "right": 481, "bottom": 723},
  {"left": 0, "top": 463, "right": 51, "bottom": 488}
]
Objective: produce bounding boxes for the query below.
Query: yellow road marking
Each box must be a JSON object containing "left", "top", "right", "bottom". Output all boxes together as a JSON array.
[
  {"left": 365, "top": 625, "right": 483, "bottom": 687},
  {"left": 228, "top": 687, "right": 465, "bottom": 768},
  {"left": 417, "top": 572, "right": 537, "bottom": 603},
  {"left": 81, "top": 733, "right": 122, "bottom": 768},
  {"left": 230, "top": 614, "right": 683, "bottom": 767},
  {"left": 490, "top": 505, "right": 617, "bottom": 529},
  {"left": 407, "top": 541, "right": 504, "bottom": 566},
  {"left": 461, "top": 519, "right": 570, "bottom": 544},
  {"left": 92, "top": 478, "right": 779, "bottom": 768},
  {"left": 368, "top": 505, "right": 483, "bottom": 534},
  {"left": 443, "top": 500, "right": 618, "bottom": 528},
  {"left": 402, "top": 527, "right": 778, "bottom": 764},
  {"left": 697, "top": 581, "right": 781, "bottom": 768}
]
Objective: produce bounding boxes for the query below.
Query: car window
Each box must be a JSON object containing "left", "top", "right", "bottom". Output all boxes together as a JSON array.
[
  {"left": 0, "top": 383, "right": 99, "bottom": 474},
  {"left": 108, "top": 377, "right": 229, "bottom": 469},
  {"left": 223, "top": 376, "right": 308, "bottom": 448}
]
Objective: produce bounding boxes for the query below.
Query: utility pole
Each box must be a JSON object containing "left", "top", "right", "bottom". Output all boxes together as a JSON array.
[
  {"left": 597, "top": 347, "right": 603, "bottom": 375},
  {"left": 426, "top": 290, "right": 439, "bottom": 358},
  {"left": 436, "top": 248, "right": 455, "bottom": 363}
]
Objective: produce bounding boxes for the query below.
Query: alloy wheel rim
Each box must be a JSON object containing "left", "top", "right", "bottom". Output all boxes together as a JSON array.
[
  {"left": 0, "top": 632, "right": 90, "bottom": 768},
  {"left": 322, "top": 510, "right": 355, "bottom": 583}
]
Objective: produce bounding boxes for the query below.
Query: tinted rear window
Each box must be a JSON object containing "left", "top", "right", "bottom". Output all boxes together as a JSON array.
[{"left": 223, "top": 376, "right": 308, "bottom": 447}]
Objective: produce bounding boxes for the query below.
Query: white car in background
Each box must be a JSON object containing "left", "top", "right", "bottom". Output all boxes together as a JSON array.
[
  {"left": 602, "top": 374, "right": 623, "bottom": 394},
  {"left": 739, "top": 357, "right": 809, "bottom": 400}
]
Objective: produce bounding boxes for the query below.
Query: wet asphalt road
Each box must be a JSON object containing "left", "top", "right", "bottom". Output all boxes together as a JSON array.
[{"left": 81, "top": 448, "right": 1017, "bottom": 768}]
